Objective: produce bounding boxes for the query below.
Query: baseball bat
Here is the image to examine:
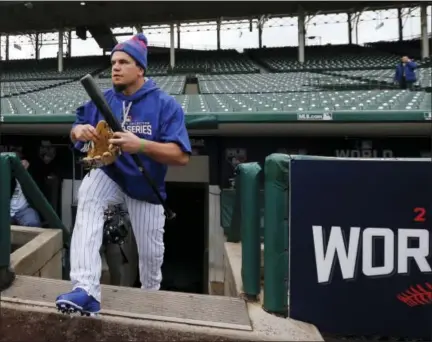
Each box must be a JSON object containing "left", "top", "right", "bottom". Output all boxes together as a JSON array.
[{"left": 80, "top": 74, "right": 176, "bottom": 220}]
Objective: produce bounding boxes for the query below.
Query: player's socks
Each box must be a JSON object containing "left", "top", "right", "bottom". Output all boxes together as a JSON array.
[{"left": 55, "top": 288, "right": 100, "bottom": 316}]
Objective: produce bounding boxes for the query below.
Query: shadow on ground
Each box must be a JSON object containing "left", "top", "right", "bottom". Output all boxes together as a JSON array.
[{"left": 0, "top": 308, "right": 242, "bottom": 342}]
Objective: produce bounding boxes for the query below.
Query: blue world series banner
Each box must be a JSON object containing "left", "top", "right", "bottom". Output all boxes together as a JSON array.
[{"left": 289, "top": 158, "right": 432, "bottom": 339}]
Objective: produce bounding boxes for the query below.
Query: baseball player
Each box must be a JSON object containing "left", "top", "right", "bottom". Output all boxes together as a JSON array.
[{"left": 55, "top": 33, "right": 192, "bottom": 316}]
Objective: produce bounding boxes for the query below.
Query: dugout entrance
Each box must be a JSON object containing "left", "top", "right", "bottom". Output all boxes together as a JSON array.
[
  {"left": 65, "top": 155, "right": 210, "bottom": 295},
  {"left": 129, "top": 156, "right": 210, "bottom": 294},
  {"left": 160, "top": 181, "right": 208, "bottom": 294}
]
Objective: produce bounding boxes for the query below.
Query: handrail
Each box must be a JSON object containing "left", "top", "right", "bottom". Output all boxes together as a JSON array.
[{"left": 0, "top": 152, "right": 70, "bottom": 281}]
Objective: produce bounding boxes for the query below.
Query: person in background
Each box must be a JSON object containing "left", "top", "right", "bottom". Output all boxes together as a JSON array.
[
  {"left": 394, "top": 56, "right": 417, "bottom": 90},
  {"left": 10, "top": 154, "right": 42, "bottom": 228}
]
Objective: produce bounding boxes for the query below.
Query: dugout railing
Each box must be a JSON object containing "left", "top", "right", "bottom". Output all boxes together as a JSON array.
[
  {"left": 0, "top": 153, "right": 70, "bottom": 287},
  {"left": 221, "top": 155, "right": 289, "bottom": 314}
]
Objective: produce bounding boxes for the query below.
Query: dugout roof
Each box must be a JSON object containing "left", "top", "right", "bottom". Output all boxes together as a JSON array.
[{"left": 0, "top": 1, "right": 429, "bottom": 35}]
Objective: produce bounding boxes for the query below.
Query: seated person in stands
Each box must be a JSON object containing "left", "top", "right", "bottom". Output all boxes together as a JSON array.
[
  {"left": 394, "top": 56, "right": 417, "bottom": 90},
  {"left": 10, "top": 155, "right": 42, "bottom": 228}
]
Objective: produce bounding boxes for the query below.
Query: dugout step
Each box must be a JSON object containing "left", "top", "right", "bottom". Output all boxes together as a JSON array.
[{"left": 1, "top": 275, "right": 252, "bottom": 331}]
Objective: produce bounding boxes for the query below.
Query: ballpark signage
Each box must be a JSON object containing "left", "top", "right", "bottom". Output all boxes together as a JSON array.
[
  {"left": 296, "top": 112, "right": 333, "bottom": 121},
  {"left": 288, "top": 158, "right": 431, "bottom": 338},
  {"left": 335, "top": 149, "right": 394, "bottom": 158}
]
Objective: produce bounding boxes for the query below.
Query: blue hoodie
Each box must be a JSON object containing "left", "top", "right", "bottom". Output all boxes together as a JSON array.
[
  {"left": 72, "top": 78, "right": 192, "bottom": 203},
  {"left": 394, "top": 60, "right": 417, "bottom": 83}
]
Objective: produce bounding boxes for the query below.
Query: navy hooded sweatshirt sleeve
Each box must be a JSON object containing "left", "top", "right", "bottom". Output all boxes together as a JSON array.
[
  {"left": 394, "top": 61, "right": 417, "bottom": 82},
  {"left": 71, "top": 79, "right": 192, "bottom": 203}
]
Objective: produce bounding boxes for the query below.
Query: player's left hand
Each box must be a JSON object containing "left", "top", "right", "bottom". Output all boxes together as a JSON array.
[{"left": 109, "top": 130, "right": 142, "bottom": 154}]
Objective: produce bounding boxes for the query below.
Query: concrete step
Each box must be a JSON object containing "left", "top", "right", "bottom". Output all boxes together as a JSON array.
[
  {"left": 1, "top": 276, "right": 252, "bottom": 330},
  {"left": 185, "top": 83, "right": 199, "bottom": 94},
  {"left": 1, "top": 275, "right": 252, "bottom": 331},
  {"left": 1, "top": 275, "right": 323, "bottom": 341},
  {"left": 0, "top": 305, "right": 249, "bottom": 342}
]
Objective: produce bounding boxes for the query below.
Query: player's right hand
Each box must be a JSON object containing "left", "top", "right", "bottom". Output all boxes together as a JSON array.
[{"left": 72, "top": 124, "right": 100, "bottom": 142}]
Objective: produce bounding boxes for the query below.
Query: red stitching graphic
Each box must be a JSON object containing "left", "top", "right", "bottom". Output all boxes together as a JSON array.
[{"left": 396, "top": 282, "right": 432, "bottom": 307}]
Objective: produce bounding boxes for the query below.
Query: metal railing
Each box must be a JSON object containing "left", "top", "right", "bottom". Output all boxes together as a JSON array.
[{"left": 0, "top": 152, "right": 70, "bottom": 287}]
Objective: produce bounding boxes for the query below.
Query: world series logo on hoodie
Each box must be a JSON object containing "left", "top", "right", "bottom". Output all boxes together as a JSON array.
[{"left": 124, "top": 116, "right": 153, "bottom": 136}]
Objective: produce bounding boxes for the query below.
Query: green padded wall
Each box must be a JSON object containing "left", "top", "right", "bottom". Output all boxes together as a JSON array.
[
  {"left": 237, "top": 162, "right": 262, "bottom": 298},
  {"left": 263, "top": 153, "right": 290, "bottom": 316},
  {"left": 0, "top": 154, "right": 12, "bottom": 268}
]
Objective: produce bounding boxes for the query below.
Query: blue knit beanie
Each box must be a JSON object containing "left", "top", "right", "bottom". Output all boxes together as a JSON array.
[{"left": 111, "top": 33, "right": 148, "bottom": 70}]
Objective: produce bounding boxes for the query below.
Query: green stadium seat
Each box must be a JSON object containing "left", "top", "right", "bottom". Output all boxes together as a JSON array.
[
  {"left": 197, "top": 72, "right": 394, "bottom": 94},
  {"left": 246, "top": 45, "right": 400, "bottom": 72},
  {"left": 0, "top": 75, "right": 187, "bottom": 115},
  {"left": 2, "top": 90, "right": 431, "bottom": 115},
  {"left": 176, "top": 91, "right": 431, "bottom": 113},
  {"left": 1, "top": 47, "right": 430, "bottom": 118},
  {"left": 0, "top": 56, "right": 107, "bottom": 82},
  {"left": 1, "top": 80, "right": 68, "bottom": 97}
]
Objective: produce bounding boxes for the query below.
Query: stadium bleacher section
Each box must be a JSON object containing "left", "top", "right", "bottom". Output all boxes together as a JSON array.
[
  {"left": 365, "top": 37, "right": 432, "bottom": 60},
  {"left": 247, "top": 45, "right": 401, "bottom": 71},
  {"left": 0, "top": 43, "right": 431, "bottom": 119},
  {"left": 1, "top": 56, "right": 108, "bottom": 81}
]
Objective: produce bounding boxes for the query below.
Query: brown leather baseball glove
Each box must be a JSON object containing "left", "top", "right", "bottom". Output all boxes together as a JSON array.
[{"left": 81, "top": 120, "right": 121, "bottom": 169}]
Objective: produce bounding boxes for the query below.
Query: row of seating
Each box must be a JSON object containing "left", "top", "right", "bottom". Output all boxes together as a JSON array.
[
  {"left": 0, "top": 76, "right": 186, "bottom": 115},
  {"left": 324, "top": 67, "right": 432, "bottom": 89},
  {"left": 365, "top": 38, "right": 432, "bottom": 60},
  {"left": 197, "top": 72, "right": 406, "bottom": 93},
  {"left": 177, "top": 90, "right": 431, "bottom": 113},
  {"left": 2, "top": 90, "right": 430, "bottom": 115},
  {"left": 3, "top": 43, "right": 429, "bottom": 81},
  {"left": 1, "top": 56, "right": 107, "bottom": 81},
  {"left": 2, "top": 67, "right": 430, "bottom": 103},
  {"left": 0, "top": 80, "right": 68, "bottom": 97},
  {"left": 245, "top": 44, "right": 430, "bottom": 72},
  {"left": 0, "top": 75, "right": 185, "bottom": 98},
  {"left": 98, "top": 49, "right": 260, "bottom": 76}
]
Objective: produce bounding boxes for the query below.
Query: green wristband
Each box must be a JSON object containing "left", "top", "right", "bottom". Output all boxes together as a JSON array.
[{"left": 139, "top": 139, "right": 146, "bottom": 153}]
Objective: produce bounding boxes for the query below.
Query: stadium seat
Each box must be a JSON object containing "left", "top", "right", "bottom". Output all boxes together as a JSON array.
[
  {"left": 1, "top": 80, "right": 69, "bottom": 97},
  {"left": 0, "top": 76, "right": 187, "bottom": 115},
  {"left": 2, "top": 88, "right": 430, "bottom": 116},
  {"left": 0, "top": 45, "right": 430, "bottom": 117},
  {"left": 247, "top": 45, "right": 401, "bottom": 72},
  {"left": 365, "top": 38, "right": 432, "bottom": 61},
  {"left": 1, "top": 56, "right": 107, "bottom": 81},
  {"left": 155, "top": 91, "right": 432, "bottom": 114},
  {"left": 197, "top": 72, "right": 381, "bottom": 93}
]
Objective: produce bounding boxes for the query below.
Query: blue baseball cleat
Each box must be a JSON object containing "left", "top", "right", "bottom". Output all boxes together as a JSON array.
[{"left": 55, "top": 288, "right": 100, "bottom": 316}]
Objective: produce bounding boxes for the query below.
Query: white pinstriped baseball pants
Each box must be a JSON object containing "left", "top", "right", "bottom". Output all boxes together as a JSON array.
[{"left": 69, "top": 169, "right": 165, "bottom": 303}]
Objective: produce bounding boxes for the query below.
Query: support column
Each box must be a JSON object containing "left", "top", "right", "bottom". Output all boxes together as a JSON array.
[
  {"left": 35, "top": 33, "right": 40, "bottom": 60},
  {"left": 397, "top": 8, "right": 403, "bottom": 41},
  {"left": 216, "top": 18, "right": 221, "bottom": 50},
  {"left": 58, "top": 30, "right": 63, "bottom": 73},
  {"left": 347, "top": 13, "right": 353, "bottom": 45},
  {"left": 258, "top": 23, "right": 263, "bottom": 48},
  {"left": 67, "top": 30, "right": 72, "bottom": 57},
  {"left": 169, "top": 22, "right": 175, "bottom": 70},
  {"left": 420, "top": 4, "right": 429, "bottom": 60},
  {"left": 5, "top": 35, "right": 9, "bottom": 60},
  {"left": 297, "top": 10, "right": 305, "bottom": 64},
  {"left": 177, "top": 23, "right": 181, "bottom": 49},
  {"left": 354, "top": 12, "right": 361, "bottom": 45}
]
